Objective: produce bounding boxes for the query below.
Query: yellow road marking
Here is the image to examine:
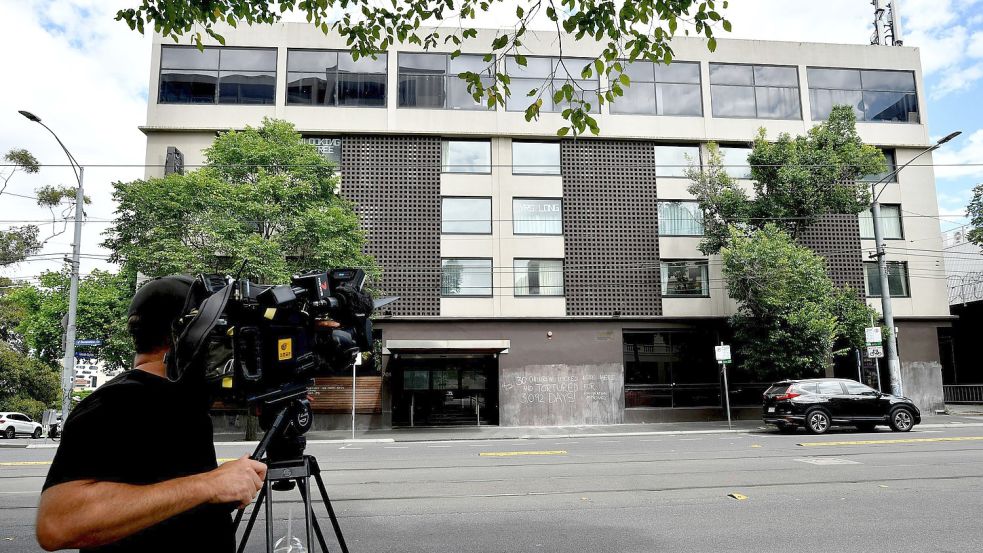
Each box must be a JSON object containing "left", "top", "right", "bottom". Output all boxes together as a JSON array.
[
  {"left": 728, "top": 493, "right": 749, "bottom": 500},
  {"left": 0, "top": 461, "right": 51, "bottom": 466},
  {"left": 479, "top": 450, "right": 567, "bottom": 457},
  {"left": 798, "top": 436, "right": 983, "bottom": 447}
]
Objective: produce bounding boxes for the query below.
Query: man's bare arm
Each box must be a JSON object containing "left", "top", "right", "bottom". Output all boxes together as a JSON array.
[{"left": 36, "top": 456, "right": 266, "bottom": 551}]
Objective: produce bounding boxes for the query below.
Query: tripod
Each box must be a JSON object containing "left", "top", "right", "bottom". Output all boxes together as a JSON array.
[{"left": 232, "top": 397, "right": 350, "bottom": 553}]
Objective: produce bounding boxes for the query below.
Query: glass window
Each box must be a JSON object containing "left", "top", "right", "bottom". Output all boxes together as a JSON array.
[
  {"left": 442, "top": 140, "right": 491, "bottom": 173},
  {"left": 513, "top": 198, "right": 563, "bottom": 235},
  {"left": 845, "top": 381, "right": 876, "bottom": 395},
  {"left": 660, "top": 260, "right": 710, "bottom": 297},
  {"left": 654, "top": 145, "right": 700, "bottom": 177},
  {"left": 610, "top": 61, "right": 702, "bottom": 116},
  {"left": 514, "top": 259, "right": 564, "bottom": 296},
  {"left": 159, "top": 46, "right": 276, "bottom": 104},
  {"left": 287, "top": 50, "right": 387, "bottom": 107},
  {"left": 859, "top": 204, "right": 903, "bottom": 239},
  {"left": 442, "top": 197, "right": 491, "bottom": 234},
  {"left": 506, "top": 56, "right": 600, "bottom": 113},
  {"left": 862, "top": 149, "right": 897, "bottom": 183},
  {"left": 807, "top": 67, "right": 918, "bottom": 123},
  {"left": 818, "top": 381, "right": 845, "bottom": 395},
  {"left": 718, "top": 146, "right": 752, "bottom": 179},
  {"left": 398, "top": 53, "right": 492, "bottom": 110},
  {"left": 864, "top": 261, "right": 910, "bottom": 297},
  {"left": 512, "top": 142, "right": 561, "bottom": 175},
  {"left": 441, "top": 258, "right": 493, "bottom": 296},
  {"left": 710, "top": 63, "right": 801, "bottom": 119},
  {"left": 658, "top": 201, "right": 704, "bottom": 236}
]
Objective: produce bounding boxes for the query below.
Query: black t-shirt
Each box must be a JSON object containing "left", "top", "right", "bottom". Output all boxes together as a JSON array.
[{"left": 43, "top": 369, "right": 234, "bottom": 553}]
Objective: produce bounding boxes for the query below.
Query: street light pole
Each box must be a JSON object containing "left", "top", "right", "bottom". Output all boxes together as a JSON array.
[
  {"left": 18, "top": 110, "right": 85, "bottom": 423},
  {"left": 868, "top": 130, "right": 960, "bottom": 397}
]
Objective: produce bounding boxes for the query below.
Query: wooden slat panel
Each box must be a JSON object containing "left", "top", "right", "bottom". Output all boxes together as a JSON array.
[{"left": 309, "top": 376, "right": 383, "bottom": 414}]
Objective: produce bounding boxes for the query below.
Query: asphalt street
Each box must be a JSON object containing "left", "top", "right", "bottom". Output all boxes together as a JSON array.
[{"left": 2, "top": 425, "right": 982, "bottom": 552}]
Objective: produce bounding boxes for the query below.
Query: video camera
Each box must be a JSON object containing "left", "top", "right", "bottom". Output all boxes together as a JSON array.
[{"left": 167, "top": 268, "right": 379, "bottom": 408}]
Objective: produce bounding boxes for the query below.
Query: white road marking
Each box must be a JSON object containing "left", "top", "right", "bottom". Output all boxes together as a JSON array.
[
  {"left": 795, "top": 457, "right": 861, "bottom": 465},
  {"left": 428, "top": 445, "right": 452, "bottom": 448},
  {"left": 339, "top": 447, "right": 363, "bottom": 450}
]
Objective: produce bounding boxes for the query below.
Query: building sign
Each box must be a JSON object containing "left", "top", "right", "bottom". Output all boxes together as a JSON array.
[{"left": 304, "top": 136, "right": 342, "bottom": 165}]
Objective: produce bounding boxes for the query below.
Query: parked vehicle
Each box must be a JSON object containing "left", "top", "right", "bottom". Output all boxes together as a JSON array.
[
  {"left": 0, "top": 412, "right": 44, "bottom": 439},
  {"left": 762, "top": 378, "right": 921, "bottom": 434}
]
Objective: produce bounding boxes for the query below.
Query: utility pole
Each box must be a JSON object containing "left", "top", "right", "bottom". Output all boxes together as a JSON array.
[
  {"left": 19, "top": 110, "right": 85, "bottom": 423},
  {"left": 869, "top": 130, "right": 961, "bottom": 397}
]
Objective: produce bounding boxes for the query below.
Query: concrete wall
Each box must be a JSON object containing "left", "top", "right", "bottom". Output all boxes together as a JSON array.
[{"left": 897, "top": 320, "right": 947, "bottom": 412}]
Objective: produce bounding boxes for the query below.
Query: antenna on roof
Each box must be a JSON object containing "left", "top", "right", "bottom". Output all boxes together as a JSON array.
[{"left": 871, "top": 0, "right": 904, "bottom": 46}]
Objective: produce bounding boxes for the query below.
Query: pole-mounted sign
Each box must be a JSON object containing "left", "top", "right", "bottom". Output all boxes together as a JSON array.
[{"left": 715, "top": 343, "right": 733, "bottom": 429}]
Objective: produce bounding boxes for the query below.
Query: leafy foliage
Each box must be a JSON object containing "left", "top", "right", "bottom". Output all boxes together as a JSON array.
[
  {"left": 967, "top": 183, "right": 983, "bottom": 247},
  {"left": 1, "top": 270, "right": 135, "bottom": 373},
  {"left": 116, "top": 0, "right": 731, "bottom": 136},
  {"left": 103, "top": 118, "right": 376, "bottom": 284},
  {"left": 0, "top": 342, "right": 59, "bottom": 420},
  {"left": 688, "top": 106, "right": 885, "bottom": 256},
  {"left": 722, "top": 225, "right": 876, "bottom": 380}
]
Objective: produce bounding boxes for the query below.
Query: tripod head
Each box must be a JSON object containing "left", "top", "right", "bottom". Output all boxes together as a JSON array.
[{"left": 250, "top": 384, "right": 314, "bottom": 490}]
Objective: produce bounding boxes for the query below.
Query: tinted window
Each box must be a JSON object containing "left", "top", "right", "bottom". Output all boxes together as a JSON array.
[
  {"left": 506, "top": 56, "right": 600, "bottom": 113},
  {"left": 159, "top": 46, "right": 276, "bottom": 105},
  {"left": 807, "top": 67, "right": 918, "bottom": 123},
  {"left": 710, "top": 63, "right": 801, "bottom": 120},
  {"left": 441, "top": 258, "right": 493, "bottom": 296},
  {"left": 654, "top": 145, "right": 700, "bottom": 177},
  {"left": 610, "top": 61, "right": 702, "bottom": 116},
  {"left": 512, "top": 142, "right": 560, "bottom": 174},
  {"left": 398, "top": 53, "right": 492, "bottom": 110},
  {"left": 865, "top": 262, "right": 910, "bottom": 297},
  {"left": 513, "top": 198, "right": 563, "bottom": 235},
  {"left": 845, "top": 381, "right": 876, "bottom": 395},
  {"left": 862, "top": 149, "right": 897, "bottom": 183},
  {"left": 442, "top": 140, "right": 491, "bottom": 173},
  {"left": 660, "top": 260, "right": 709, "bottom": 296},
  {"left": 818, "top": 381, "right": 845, "bottom": 395},
  {"left": 442, "top": 197, "right": 491, "bottom": 234},
  {"left": 288, "top": 50, "right": 387, "bottom": 107},
  {"left": 791, "top": 383, "right": 818, "bottom": 395},
  {"left": 514, "top": 259, "right": 564, "bottom": 296}
]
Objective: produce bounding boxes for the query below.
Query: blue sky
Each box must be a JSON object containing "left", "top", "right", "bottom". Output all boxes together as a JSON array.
[{"left": 1, "top": 0, "right": 981, "bottom": 281}]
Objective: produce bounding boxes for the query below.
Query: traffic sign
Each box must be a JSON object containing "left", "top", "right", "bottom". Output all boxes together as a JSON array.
[
  {"left": 75, "top": 339, "right": 103, "bottom": 347},
  {"left": 715, "top": 345, "right": 732, "bottom": 363},
  {"left": 864, "top": 327, "right": 882, "bottom": 346},
  {"left": 867, "top": 345, "right": 885, "bottom": 359},
  {"left": 74, "top": 351, "right": 96, "bottom": 359}
]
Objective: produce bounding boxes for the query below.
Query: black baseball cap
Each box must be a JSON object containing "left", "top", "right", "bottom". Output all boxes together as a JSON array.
[{"left": 127, "top": 275, "right": 195, "bottom": 324}]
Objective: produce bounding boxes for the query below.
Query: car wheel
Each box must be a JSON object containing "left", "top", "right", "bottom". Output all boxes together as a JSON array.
[
  {"left": 805, "top": 409, "right": 831, "bottom": 435},
  {"left": 856, "top": 423, "right": 877, "bottom": 433},
  {"left": 4, "top": 427, "right": 14, "bottom": 439},
  {"left": 32, "top": 427, "right": 42, "bottom": 439},
  {"left": 889, "top": 408, "right": 915, "bottom": 432}
]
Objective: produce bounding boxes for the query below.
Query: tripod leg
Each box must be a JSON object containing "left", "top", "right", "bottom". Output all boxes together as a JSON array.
[
  {"left": 264, "top": 479, "right": 274, "bottom": 553},
  {"left": 236, "top": 485, "right": 268, "bottom": 553},
  {"left": 297, "top": 480, "right": 331, "bottom": 553},
  {"left": 310, "top": 458, "right": 350, "bottom": 553}
]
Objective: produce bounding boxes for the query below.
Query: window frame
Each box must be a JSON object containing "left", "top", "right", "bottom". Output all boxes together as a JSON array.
[
  {"left": 440, "top": 257, "right": 494, "bottom": 297},
  {"left": 511, "top": 141, "right": 562, "bottom": 175},
  {"left": 441, "top": 196, "right": 492, "bottom": 235},
  {"left": 863, "top": 261, "right": 911, "bottom": 298},
  {"left": 660, "top": 259, "right": 711, "bottom": 298},
  {"left": 709, "top": 62, "right": 803, "bottom": 121},
  {"left": 158, "top": 45, "right": 278, "bottom": 105},
  {"left": 513, "top": 258, "right": 565, "bottom": 297},
  {"left": 654, "top": 144, "right": 702, "bottom": 178},
  {"left": 512, "top": 197, "right": 564, "bottom": 236},
  {"left": 504, "top": 55, "right": 601, "bottom": 114},
  {"left": 397, "top": 52, "right": 494, "bottom": 110},
  {"left": 285, "top": 48, "right": 388, "bottom": 108},
  {"left": 859, "top": 203, "right": 904, "bottom": 240},
  {"left": 608, "top": 60, "right": 704, "bottom": 117},
  {"left": 441, "top": 139, "right": 493, "bottom": 174},
  {"left": 806, "top": 66, "right": 919, "bottom": 124},
  {"left": 657, "top": 200, "right": 705, "bottom": 237}
]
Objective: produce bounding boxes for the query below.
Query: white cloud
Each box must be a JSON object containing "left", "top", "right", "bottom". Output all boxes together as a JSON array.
[
  {"left": 932, "top": 62, "right": 983, "bottom": 97},
  {"left": 934, "top": 128, "right": 983, "bottom": 180},
  {"left": 969, "top": 30, "right": 983, "bottom": 57}
]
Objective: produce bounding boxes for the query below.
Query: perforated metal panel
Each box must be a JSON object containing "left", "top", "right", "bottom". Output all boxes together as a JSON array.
[
  {"left": 340, "top": 135, "right": 441, "bottom": 316},
  {"left": 561, "top": 140, "right": 662, "bottom": 316},
  {"left": 797, "top": 213, "right": 867, "bottom": 296}
]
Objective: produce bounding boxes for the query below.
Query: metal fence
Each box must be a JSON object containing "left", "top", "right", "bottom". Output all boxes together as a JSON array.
[{"left": 944, "top": 385, "right": 983, "bottom": 404}]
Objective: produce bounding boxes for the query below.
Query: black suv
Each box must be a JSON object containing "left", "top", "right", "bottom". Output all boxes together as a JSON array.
[{"left": 763, "top": 378, "right": 920, "bottom": 434}]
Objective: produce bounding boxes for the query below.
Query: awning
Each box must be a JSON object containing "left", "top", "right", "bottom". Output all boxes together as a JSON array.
[{"left": 382, "top": 339, "right": 510, "bottom": 354}]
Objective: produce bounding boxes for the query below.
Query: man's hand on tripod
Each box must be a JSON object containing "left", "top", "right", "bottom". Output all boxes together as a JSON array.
[{"left": 204, "top": 456, "right": 268, "bottom": 508}]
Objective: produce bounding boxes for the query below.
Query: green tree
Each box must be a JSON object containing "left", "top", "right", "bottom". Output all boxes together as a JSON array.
[
  {"left": 116, "top": 0, "right": 730, "bottom": 136},
  {"left": 1, "top": 270, "right": 135, "bottom": 373},
  {"left": 688, "top": 106, "right": 885, "bottom": 256},
  {"left": 0, "top": 342, "right": 60, "bottom": 419},
  {"left": 722, "top": 225, "right": 875, "bottom": 380},
  {"left": 103, "top": 118, "right": 375, "bottom": 284},
  {"left": 967, "top": 183, "right": 983, "bottom": 247}
]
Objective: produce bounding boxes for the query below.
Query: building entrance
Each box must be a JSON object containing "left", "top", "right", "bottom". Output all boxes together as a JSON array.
[{"left": 390, "top": 354, "right": 499, "bottom": 426}]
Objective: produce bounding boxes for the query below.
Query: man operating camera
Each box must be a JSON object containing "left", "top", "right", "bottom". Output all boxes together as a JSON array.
[{"left": 36, "top": 276, "right": 267, "bottom": 552}]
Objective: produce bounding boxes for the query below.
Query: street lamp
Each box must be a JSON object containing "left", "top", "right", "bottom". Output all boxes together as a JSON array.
[
  {"left": 868, "top": 130, "right": 961, "bottom": 397},
  {"left": 19, "top": 110, "right": 86, "bottom": 424}
]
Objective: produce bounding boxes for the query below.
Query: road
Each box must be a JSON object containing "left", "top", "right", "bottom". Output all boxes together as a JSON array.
[{"left": 2, "top": 425, "right": 982, "bottom": 552}]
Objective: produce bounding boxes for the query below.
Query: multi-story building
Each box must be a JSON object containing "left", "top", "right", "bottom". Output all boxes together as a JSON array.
[{"left": 142, "top": 24, "right": 951, "bottom": 428}]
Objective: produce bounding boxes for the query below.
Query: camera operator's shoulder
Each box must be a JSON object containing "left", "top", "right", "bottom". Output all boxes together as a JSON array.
[{"left": 67, "top": 371, "right": 150, "bottom": 424}]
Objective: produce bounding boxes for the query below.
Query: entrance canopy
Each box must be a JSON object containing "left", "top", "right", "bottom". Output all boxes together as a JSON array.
[{"left": 383, "top": 340, "right": 510, "bottom": 355}]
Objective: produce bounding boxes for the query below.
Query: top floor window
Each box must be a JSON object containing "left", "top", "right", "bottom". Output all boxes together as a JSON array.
[
  {"left": 286, "top": 50, "right": 386, "bottom": 107},
  {"left": 159, "top": 46, "right": 276, "bottom": 105},
  {"left": 505, "top": 56, "right": 600, "bottom": 113},
  {"left": 610, "top": 61, "right": 702, "bottom": 116},
  {"left": 398, "top": 53, "right": 493, "bottom": 110},
  {"left": 710, "top": 63, "right": 801, "bottom": 120},
  {"left": 807, "top": 68, "right": 918, "bottom": 123}
]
